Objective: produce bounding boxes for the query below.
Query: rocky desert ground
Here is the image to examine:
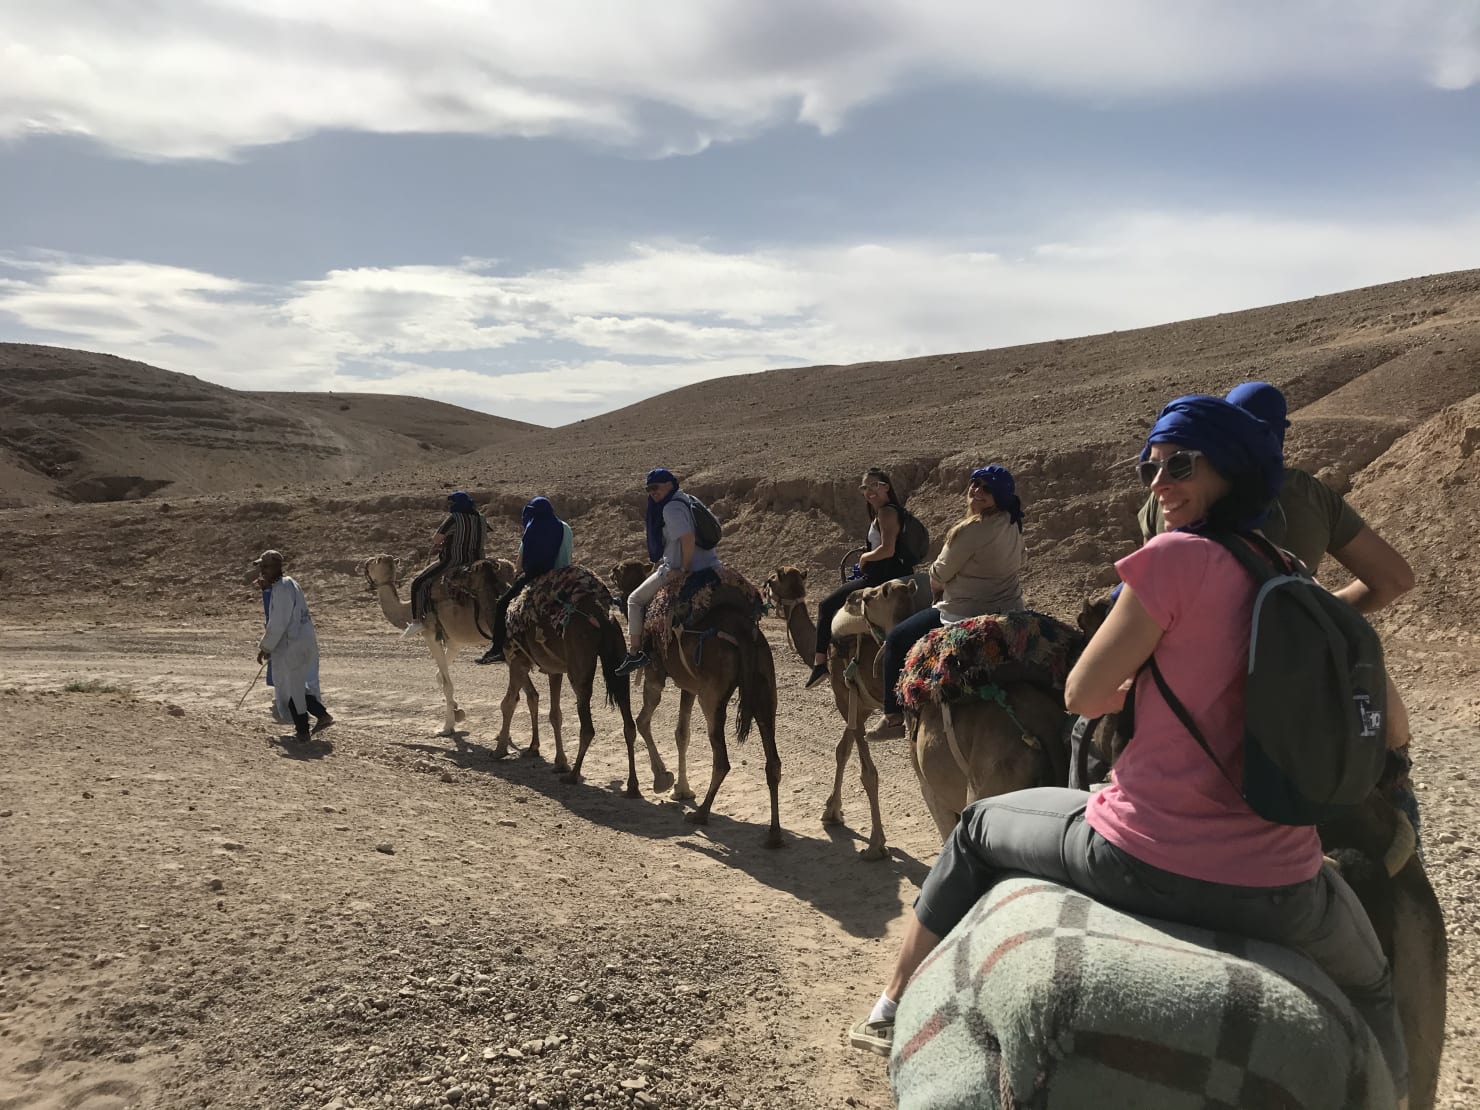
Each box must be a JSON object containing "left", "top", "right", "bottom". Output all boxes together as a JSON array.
[{"left": 2, "top": 269, "right": 1479, "bottom": 1109}]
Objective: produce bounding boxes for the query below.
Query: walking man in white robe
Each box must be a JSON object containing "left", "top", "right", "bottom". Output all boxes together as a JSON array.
[{"left": 254, "top": 550, "right": 332, "bottom": 742}]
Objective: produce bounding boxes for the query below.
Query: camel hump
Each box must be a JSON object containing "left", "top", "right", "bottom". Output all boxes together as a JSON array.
[
  {"left": 897, "top": 611, "right": 1084, "bottom": 712},
  {"left": 642, "top": 566, "right": 764, "bottom": 645},
  {"left": 507, "top": 565, "right": 615, "bottom": 640},
  {"left": 893, "top": 875, "right": 1392, "bottom": 1109}
]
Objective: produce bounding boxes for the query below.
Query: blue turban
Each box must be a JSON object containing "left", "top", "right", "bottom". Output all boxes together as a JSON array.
[
  {"left": 447, "top": 491, "right": 476, "bottom": 514},
  {"left": 1226, "top": 382, "right": 1291, "bottom": 448},
  {"left": 1143, "top": 395, "right": 1283, "bottom": 531},
  {"left": 970, "top": 465, "right": 1024, "bottom": 532},
  {"left": 644, "top": 468, "right": 679, "bottom": 563},
  {"left": 520, "top": 496, "right": 563, "bottom": 576}
]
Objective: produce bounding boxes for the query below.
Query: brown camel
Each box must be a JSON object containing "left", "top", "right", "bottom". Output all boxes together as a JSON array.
[
  {"left": 610, "top": 559, "right": 783, "bottom": 848},
  {"left": 834, "top": 575, "right": 1078, "bottom": 846},
  {"left": 363, "top": 554, "right": 548, "bottom": 741},
  {"left": 763, "top": 566, "right": 932, "bottom": 860},
  {"left": 468, "top": 564, "right": 673, "bottom": 796}
]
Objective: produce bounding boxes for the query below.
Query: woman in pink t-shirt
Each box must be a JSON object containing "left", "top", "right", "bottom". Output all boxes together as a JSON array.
[{"left": 851, "top": 395, "right": 1406, "bottom": 1105}]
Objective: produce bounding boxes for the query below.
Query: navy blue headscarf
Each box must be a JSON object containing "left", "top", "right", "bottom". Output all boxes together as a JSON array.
[
  {"left": 970, "top": 465, "right": 1024, "bottom": 532},
  {"left": 644, "top": 468, "right": 679, "bottom": 563},
  {"left": 1142, "top": 395, "right": 1283, "bottom": 532},
  {"left": 1225, "top": 381, "right": 1291, "bottom": 449},
  {"left": 447, "top": 491, "right": 476, "bottom": 514},
  {"left": 520, "top": 496, "right": 563, "bottom": 576}
]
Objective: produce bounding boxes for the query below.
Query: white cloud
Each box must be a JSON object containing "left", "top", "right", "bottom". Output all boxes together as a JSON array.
[
  {"left": 0, "top": 1, "right": 1475, "bottom": 159},
  {"left": 3, "top": 207, "right": 1479, "bottom": 424}
]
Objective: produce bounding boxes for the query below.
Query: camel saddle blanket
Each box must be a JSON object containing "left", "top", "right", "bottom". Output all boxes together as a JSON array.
[
  {"left": 897, "top": 611, "right": 1084, "bottom": 712},
  {"left": 642, "top": 566, "right": 764, "bottom": 646},
  {"left": 506, "top": 566, "right": 614, "bottom": 642},
  {"left": 891, "top": 876, "right": 1394, "bottom": 1110}
]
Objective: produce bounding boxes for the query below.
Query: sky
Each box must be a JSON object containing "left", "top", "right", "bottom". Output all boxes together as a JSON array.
[{"left": 2, "top": 2, "right": 1478, "bottom": 427}]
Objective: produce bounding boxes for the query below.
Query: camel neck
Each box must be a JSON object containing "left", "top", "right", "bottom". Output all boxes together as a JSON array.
[{"left": 779, "top": 599, "right": 817, "bottom": 664}]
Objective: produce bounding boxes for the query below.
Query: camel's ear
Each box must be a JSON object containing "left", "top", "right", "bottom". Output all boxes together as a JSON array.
[
  {"left": 905, "top": 578, "right": 918, "bottom": 595},
  {"left": 799, "top": 568, "right": 807, "bottom": 580}
]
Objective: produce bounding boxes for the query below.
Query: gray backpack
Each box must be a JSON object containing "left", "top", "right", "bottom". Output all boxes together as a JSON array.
[
  {"left": 1150, "top": 532, "right": 1388, "bottom": 827},
  {"left": 676, "top": 492, "right": 722, "bottom": 549}
]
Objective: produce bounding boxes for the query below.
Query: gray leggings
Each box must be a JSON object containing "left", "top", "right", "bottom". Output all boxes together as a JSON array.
[{"left": 915, "top": 787, "right": 1407, "bottom": 1098}]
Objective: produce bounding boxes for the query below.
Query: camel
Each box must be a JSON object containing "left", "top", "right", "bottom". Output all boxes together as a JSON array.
[
  {"left": 363, "top": 554, "right": 550, "bottom": 745},
  {"left": 466, "top": 563, "right": 673, "bottom": 797},
  {"left": 610, "top": 559, "right": 783, "bottom": 848},
  {"left": 763, "top": 566, "right": 939, "bottom": 860}
]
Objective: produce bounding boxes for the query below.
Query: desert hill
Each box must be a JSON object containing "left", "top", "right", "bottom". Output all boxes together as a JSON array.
[
  {"left": 0, "top": 344, "right": 538, "bottom": 507},
  {"left": 1, "top": 269, "right": 1478, "bottom": 659}
]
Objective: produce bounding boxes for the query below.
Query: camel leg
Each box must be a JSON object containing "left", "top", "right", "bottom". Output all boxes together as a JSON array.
[
  {"left": 671, "top": 689, "right": 698, "bottom": 803},
  {"left": 754, "top": 648, "right": 784, "bottom": 851},
  {"left": 564, "top": 658, "right": 616, "bottom": 790},
  {"left": 684, "top": 692, "right": 731, "bottom": 827},
  {"left": 821, "top": 727, "right": 856, "bottom": 827},
  {"left": 853, "top": 738, "right": 887, "bottom": 861},
  {"left": 427, "top": 634, "right": 460, "bottom": 738},
  {"left": 491, "top": 656, "right": 533, "bottom": 760},
  {"left": 545, "top": 673, "right": 564, "bottom": 770}
]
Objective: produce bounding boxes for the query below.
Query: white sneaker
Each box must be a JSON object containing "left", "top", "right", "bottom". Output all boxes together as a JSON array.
[{"left": 401, "top": 620, "right": 426, "bottom": 638}]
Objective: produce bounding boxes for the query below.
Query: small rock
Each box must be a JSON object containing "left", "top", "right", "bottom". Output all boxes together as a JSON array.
[
  {"left": 220, "top": 840, "right": 245, "bottom": 851},
  {"left": 497, "top": 818, "right": 518, "bottom": 828},
  {"left": 651, "top": 893, "right": 675, "bottom": 904},
  {"left": 619, "top": 1077, "right": 648, "bottom": 1091},
  {"left": 1438, "top": 832, "right": 1458, "bottom": 845},
  {"left": 634, "top": 1095, "right": 659, "bottom": 1108},
  {"left": 322, "top": 805, "right": 338, "bottom": 813},
  {"left": 81, "top": 791, "right": 93, "bottom": 800},
  {"left": 440, "top": 771, "right": 455, "bottom": 783},
  {"left": 0, "top": 810, "right": 11, "bottom": 818},
  {"left": 165, "top": 704, "right": 186, "bottom": 717},
  {"left": 444, "top": 1087, "right": 464, "bottom": 1105},
  {"left": 375, "top": 843, "right": 395, "bottom": 855},
  {"left": 206, "top": 877, "right": 225, "bottom": 892}
]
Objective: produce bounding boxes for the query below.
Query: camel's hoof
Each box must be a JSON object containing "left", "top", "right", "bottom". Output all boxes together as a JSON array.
[
  {"left": 522, "top": 746, "right": 542, "bottom": 761},
  {"left": 670, "top": 788, "right": 696, "bottom": 803},
  {"left": 858, "top": 842, "right": 889, "bottom": 862},
  {"left": 652, "top": 770, "right": 675, "bottom": 794},
  {"left": 624, "top": 782, "right": 642, "bottom": 799},
  {"left": 683, "top": 809, "right": 710, "bottom": 826},
  {"left": 560, "top": 770, "right": 583, "bottom": 785},
  {"left": 821, "top": 805, "right": 845, "bottom": 827},
  {"left": 489, "top": 743, "right": 512, "bottom": 761},
  {"left": 552, "top": 759, "right": 571, "bottom": 774},
  {"left": 763, "top": 829, "right": 786, "bottom": 850},
  {"left": 439, "top": 728, "right": 458, "bottom": 739}
]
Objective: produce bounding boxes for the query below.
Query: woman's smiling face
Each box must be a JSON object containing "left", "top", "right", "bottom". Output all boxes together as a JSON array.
[{"left": 1146, "top": 443, "right": 1230, "bottom": 529}]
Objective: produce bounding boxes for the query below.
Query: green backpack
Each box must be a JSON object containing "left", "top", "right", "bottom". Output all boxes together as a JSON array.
[{"left": 1150, "top": 532, "right": 1388, "bottom": 827}]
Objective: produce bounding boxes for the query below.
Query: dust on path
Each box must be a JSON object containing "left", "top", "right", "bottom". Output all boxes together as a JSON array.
[{"left": 1, "top": 622, "right": 1477, "bottom": 1108}]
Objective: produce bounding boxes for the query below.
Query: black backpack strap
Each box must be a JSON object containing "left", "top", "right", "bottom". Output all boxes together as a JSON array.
[
  {"left": 1146, "top": 657, "right": 1242, "bottom": 793},
  {"left": 1068, "top": 714, "right": 1100, "bottom": 790},
  {"left": 1210, "top": 530, "right": 1308, "bottom": 583}
]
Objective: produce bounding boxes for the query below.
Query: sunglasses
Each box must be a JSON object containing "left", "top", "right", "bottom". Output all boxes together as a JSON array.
[
  {"left": 859, "top": 481, "right": 887, "bottom": 492},
  {"left": 1137, "top": 450, "right": 1203, "bottom": 486}
]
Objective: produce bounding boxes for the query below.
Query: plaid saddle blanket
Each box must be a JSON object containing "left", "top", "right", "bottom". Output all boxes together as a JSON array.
[
  {"left": 506, "top": 565, "right": 615, "bottom": 642},
  {"left": 897, "top": 611, "right": 1085, "bottom": 712},
  {"left": 642, "top": 566, "right": 764, "bottom": 646},
  {"left": 891, "top": 876, "right": 1394, "bottom": 1110}
]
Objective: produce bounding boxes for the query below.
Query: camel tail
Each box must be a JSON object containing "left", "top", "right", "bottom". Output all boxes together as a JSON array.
[
  {"left": 469, "top": 560, "right": 497, "bottom": 641},
  {"left": 598, "top": 616, "right": 631, "bottom": 713},
  {"left": 733, "top": 620, "right": 774, "bottom": 746}
]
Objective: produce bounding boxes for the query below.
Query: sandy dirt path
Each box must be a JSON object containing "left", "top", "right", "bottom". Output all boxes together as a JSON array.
[{"left": 1, "top": 619, "right": 1476, "bottom": 1109}]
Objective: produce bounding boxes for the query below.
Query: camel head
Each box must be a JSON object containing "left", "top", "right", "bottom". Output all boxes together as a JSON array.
[
  {"left": 1077, "top": 594, "right": 1114, "bottom": 638},
  {"left": 364, "top": 554, "right": 397, "bottom": 591},
  {"left": 610, "top": 558, "right": 652, "bottom": 605},
  {"left": 764, "top": 565, "right": 807, "bottom": 610},
  {"left": 845, "top": 577, "right": 918, "bottom": 635}
]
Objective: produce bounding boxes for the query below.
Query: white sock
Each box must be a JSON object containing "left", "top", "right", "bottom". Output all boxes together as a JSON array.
[{"left": 867, "top": 992, "right": 897, "bottom": 1024}]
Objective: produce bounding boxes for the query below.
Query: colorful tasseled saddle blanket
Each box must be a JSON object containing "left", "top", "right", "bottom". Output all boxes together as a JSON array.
[
  {"left": 641, "top": 566, "right": 765, "bottom": 648},
  {"left": 506, "top": 565, "right": 615, "bottom": 642},
  {"left": 896, "top": 611, "right": 1085, "bottom": 712}
]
